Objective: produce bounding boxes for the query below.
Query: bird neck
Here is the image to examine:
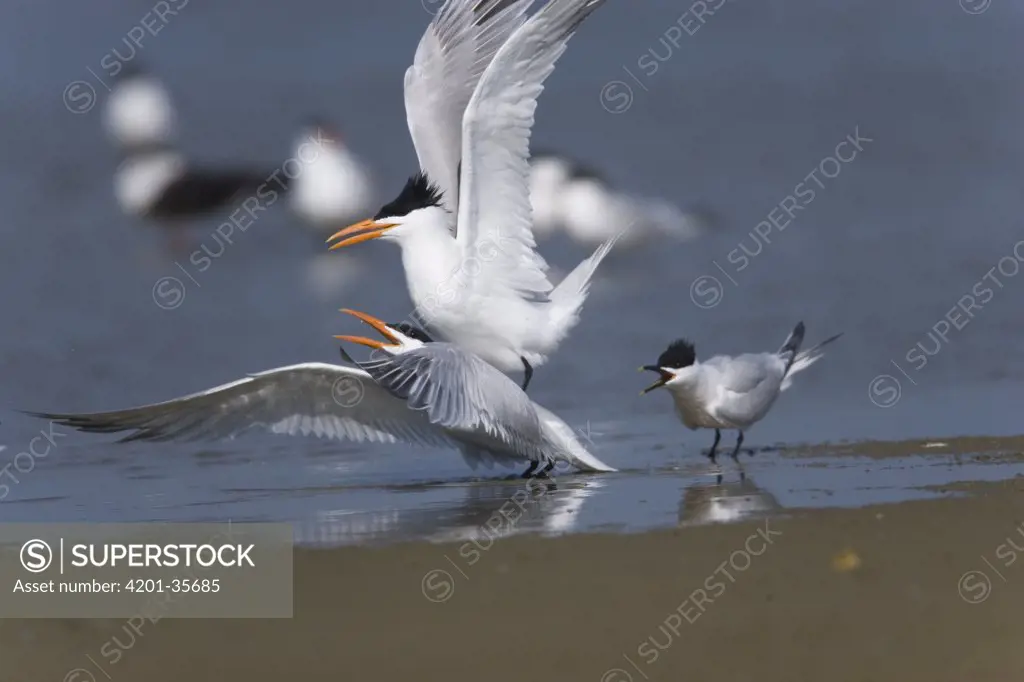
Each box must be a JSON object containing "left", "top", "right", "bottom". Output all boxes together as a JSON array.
[
  {"left": 663, "top": 364, "right": 702, "bottom": 397},
  {"left": 396, "top": 221, "right": 463, "bottom": 308},
  {"left": 667, "top": 375, "right": 712, "bottom": 429}
]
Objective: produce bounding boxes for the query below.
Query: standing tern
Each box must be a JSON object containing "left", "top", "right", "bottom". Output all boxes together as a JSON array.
[
  {"left": 28, "top": 309, "right": 615, "bottom": 477},
  {"left": 640, "top": 322, "right": 842, "bottom": 476},
  {"left": 327, "top": 0, "right": 619, "bottom": 391}
]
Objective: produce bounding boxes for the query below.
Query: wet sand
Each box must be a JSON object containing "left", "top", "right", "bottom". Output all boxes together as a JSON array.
[{"left": 6, "top": 478, "right": 1024, "bottom": 682}]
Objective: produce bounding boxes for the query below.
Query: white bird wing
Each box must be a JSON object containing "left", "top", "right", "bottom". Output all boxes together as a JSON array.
[
  {"left": 703, "top": 354, "right": 785, "bottom": 425},
  {"left": 704, "top": 355, "right": 776, "bottom": 395},
  {"left": 29, "top": 362, "right": 455, "bottom": 448},
  {"left": 404, "top": 0, "right": 534, "bottom": 216},
  {"left": 356, "top": 344, "right": 544, "bottom": 458},
  {"left": 456, "top": 0, "right": 608, "bottom": 296}
]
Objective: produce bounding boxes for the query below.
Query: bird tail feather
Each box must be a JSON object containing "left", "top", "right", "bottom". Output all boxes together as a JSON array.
[
  {"left": 541, "top": 228, "right": 625, "bottom": 352},
  {"left": 777, "top": 321, "right": 806, "bottom": 375},
  {"left": 780, "top": 331, "right": 843, "bottom": 392},
  {"left": 534, "top": 405, "right": 617, "bottom": 473}
]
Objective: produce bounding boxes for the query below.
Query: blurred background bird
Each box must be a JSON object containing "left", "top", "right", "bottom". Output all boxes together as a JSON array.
[
  {"left": 103, "top": 64, "right": 293, "bottom": 254},
  {"left": 289, "top": 117, "right": 377, "bottom": 300},
  {"left": 528, "top": 150, "right": 717, "bottom": 252}
]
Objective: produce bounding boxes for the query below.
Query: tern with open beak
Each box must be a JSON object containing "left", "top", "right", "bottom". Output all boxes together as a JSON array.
[
  {"left": 28, "top": 309, "right": 615, "bottom": 477},
  {"left": 640, "top": 322, "right": 842, "bottom": 479},
  {"left": 326, "top": 0, "right": 622, "bottom": 392}
]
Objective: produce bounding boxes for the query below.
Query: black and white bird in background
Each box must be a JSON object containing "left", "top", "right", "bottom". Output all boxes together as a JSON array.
[{"left": 103, "top": 64, "right": 291, "bottom": 251}]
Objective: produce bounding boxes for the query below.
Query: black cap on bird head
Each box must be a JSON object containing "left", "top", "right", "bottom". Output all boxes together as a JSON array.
[
  {"left": 374, "top": 172, "right": 444, "bottom": 220},
  {"left": 387, "top": 322, "right": 433, "bottom": 344},
  {"left": 639, "top": 338, "right": 696, "bottom": 394}
]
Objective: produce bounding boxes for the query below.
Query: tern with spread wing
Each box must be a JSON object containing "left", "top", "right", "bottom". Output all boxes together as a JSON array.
[
  {"left": 29, "top": 310, "right": 615, "bottom": 477},
  {"left": 327, "top": 0, "right": 618, "bottom": 391},
  {"left": 640, "top": 322, "right": 842, "bottom": 477}
]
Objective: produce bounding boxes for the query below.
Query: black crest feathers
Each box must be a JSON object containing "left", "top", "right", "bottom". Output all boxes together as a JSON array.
[
  {"left": 388, "top": 323, "right": 433, "bottom": 344},
  {"left": 374, "top": 172, "right": 444, "bottom": 219},
  {"left": 657, "top": 339, "right": 696, "bottom": 369}
]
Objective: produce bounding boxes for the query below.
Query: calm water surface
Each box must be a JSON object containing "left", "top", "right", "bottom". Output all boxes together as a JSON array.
[{"left": 0, "top": 0, "right": 1022, "bottom": 544}]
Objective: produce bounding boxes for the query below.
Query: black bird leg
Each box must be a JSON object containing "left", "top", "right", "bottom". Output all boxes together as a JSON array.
[
  {"left": 731, "top": 431, "right": 746, "bottom": 481},
  {"left": 537, "top": 460, "right": 555, "bottom": 477},
  {"left": 729, "top": 431, "right": 745, "bottom": 462},
  {"left": 520, "top": 357, "right": 534, "bottom": 392},
  {"left": 707, "top": 429, "right": 721, "bottom": 463},
  {"left": 521, "top": 461, "right": 539, "bottom": 478}
]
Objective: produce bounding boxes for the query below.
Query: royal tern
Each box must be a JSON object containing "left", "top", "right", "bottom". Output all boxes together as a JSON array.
[
  {"left": 327, "top": 0, "right": 619, "bottom": 391},
  {"left": 640, "top": 322, "right": 841, "bottom": 476},
  {"left": 28, "top": 310, "right": 615, "bottom": 477},
  {"left": 529, "top": 150, "right": 708, "bottom": 249},
  {"left": 106, "top": 67, "right": 288, "bottom": 223}
]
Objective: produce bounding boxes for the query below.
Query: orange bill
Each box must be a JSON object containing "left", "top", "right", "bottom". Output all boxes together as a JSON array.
[
  {"left": 333, "top": 308, "right": 398, "bottom": 349},
  {"left": 326, "top": 220, "right": 397, "bottom": 251},
  {"left": 333, "top": 334, "right": 385, "bottom": 349}
]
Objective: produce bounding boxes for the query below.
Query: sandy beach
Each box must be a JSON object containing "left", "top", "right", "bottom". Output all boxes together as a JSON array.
[{"left": 5, "top": 477, "right": 1024, "bottom": 681}]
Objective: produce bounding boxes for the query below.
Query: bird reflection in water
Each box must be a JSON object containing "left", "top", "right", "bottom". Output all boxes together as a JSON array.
[
  {"left": 678, "top": 476, "right": 782, "bottom": 528},
  {"left": 296, "top": 477, "right": 605, "bottom": 547}
]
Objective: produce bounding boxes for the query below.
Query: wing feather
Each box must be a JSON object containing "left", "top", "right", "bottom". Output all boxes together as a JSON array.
[
  {"left": 703, "top": 355, "right": 780, "bottom": 395},
  {"left": 404, "top": 0, "right": 535, "bottom": 216},
  {"left": 456, "top": 0, "right": 608, "bottom": 295},
  {"left": 28, "top": 362, "right": 454, "bottom": 448},
  {"left": 703, "top": 355, "right": 786, "bottom": 427},
  {"left": 356, "top": 345, "right": 544, "bottom": 458}
]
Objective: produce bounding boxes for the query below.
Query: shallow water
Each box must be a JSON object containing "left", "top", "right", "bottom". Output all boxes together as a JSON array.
[{"left": 1, "top": 0, "right": 1023, "bottom": 543}]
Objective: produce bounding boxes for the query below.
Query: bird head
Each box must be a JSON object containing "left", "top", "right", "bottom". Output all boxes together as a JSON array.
[
  {"left": 303, "top": 116, "right": 343, "bottom": 144},
  {"left": 640, "top": 338, "right": 697, "bottom": 394},
  {"left": 334, "top": 308, "right": 432, "bottom": 355},
  {"left": 326, "top": 172, "right": 445, "bottom": 249}
]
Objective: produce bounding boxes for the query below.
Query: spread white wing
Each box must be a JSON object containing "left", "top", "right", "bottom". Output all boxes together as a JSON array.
[
  {"left": 30, "top": 363, "right": 455, "bottom": 448},
  {"left": 456, "top": 0, "right": 607, "bottom": 296},
  {"left": 357, "top": 344, "right": 545, "bottom": 459},
  {"left": 404, "top": 0, "right": 534, "bottom": 216}
]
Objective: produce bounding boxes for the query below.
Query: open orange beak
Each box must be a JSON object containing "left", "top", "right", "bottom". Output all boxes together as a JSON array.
[
  {"left": 326, "top": 219, "right": 398, "bottom": 251},
  {"left": 333, "top": 308, "right": 399, "bottom": 349}
]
